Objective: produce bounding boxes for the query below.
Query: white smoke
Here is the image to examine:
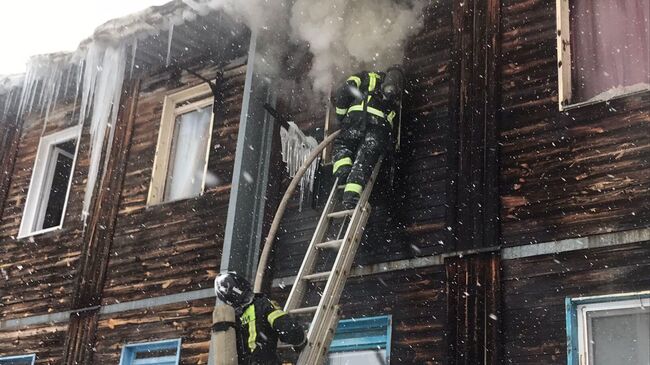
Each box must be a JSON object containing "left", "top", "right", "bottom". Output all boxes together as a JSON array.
[
  {"left": 291, "top": 0, "right": 426, "bottom": 93},
  {"left": 185, "top": 0, "right": 427, "bottom": 94}
]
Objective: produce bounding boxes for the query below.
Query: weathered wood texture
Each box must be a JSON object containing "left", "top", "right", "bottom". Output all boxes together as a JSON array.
[
  {"left": 0, "top": 115, "right": 22, "bottom": 232},
  {"left": 272, "top": 0, "right": 454, "bottom": 278},
  {"left": 0, "top": 103, "right": 87, "bottom": 320},
  {"left": 62, "top": 309, "right": 99, "bottom": 365},
  {"left": 0, "top": 321, "right": 68, "bottom": 364},
  {"left": 72, "top": 80, "right": 140, "bottom": 309},
  {"left": 62, "top": 80, "right": 141, "bottom": 364},
  {"left": 101, "top": 60, "right": 247, "bottom": 305},
  {"left": 273, "top": 266, "right": 447, "bottom": 365},
  {"left": 93, "top": 298, "right": 214, "bottom": 364},
  {"left": 446, "top": 253, "right": 501, "bottom": 365},
  {"left": 448, "top": 0, "right": 501, "bottom": 250},
  {"left": 501, "top": 241, "right": 650, "bottom": 364},
  {"left": 499, "top": 0, "right": 650, "bottom": 245}
]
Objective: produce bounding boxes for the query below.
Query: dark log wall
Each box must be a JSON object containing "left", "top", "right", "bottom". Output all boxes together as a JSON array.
[
  {"left": 272, "top": 0, "right": 454, "bottom": 278},
  {"left": 446, "top": 253, "right": 500, "bottom": 365},
  {"left": 272, "top": 266, "right": 448, "bottom": 365},
  {"left": 93, "top": 298, "right": 213, "bottom": 364},
  {"left": 0, "top": 322, "right": 68, "bottom": 364},
  {"left": 0, "top": 104, "right": 87, "bottom": 320},
  {"left": 501, "top": 241, "right": 650, "bottom": 364},
  {"left": 499, "top": 0, "right": 650, "bottom": 245},
  {"left": 101, "top": 60, "right": 246, "bottom": 305}
]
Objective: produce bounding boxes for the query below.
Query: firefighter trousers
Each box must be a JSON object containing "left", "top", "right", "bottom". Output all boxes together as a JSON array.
[{"left": 332, "top": 114, "right": 390, "bottom": 195}]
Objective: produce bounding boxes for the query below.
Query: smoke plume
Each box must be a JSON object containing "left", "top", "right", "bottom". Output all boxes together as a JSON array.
[{"left": 185, "top": 0, "right": 427, "bottom": 94}]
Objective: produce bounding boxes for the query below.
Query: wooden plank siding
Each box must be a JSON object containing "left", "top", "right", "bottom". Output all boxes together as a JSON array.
[
  {"left": 501, "top": 241, "right": 650, "bottom": 364},
  {"left": 101, "top": 60, "right": 247, "bottom": 305},
  {"left": 0, "top": 102, "right": 87, "bottom": 320},
  {"left": 272, "top": 266, "right": 448, "bottom": 365},
  {"left": 499, "top": 0, "right": 650, "bottom": 245},
  {"left": 93, "top": 298, "right": 214, "bottom": 364},
  {"left": 0, "top": 321, "right": 68, "bottom": 364}
]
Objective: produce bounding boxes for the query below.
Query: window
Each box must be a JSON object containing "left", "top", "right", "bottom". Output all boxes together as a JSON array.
[
  {"left": 327, "top": 315, "right": 392, "bottom": 365},
  {"left": 19, "top": 126, "right": 81, "bottom": 238},
  {"left": 148, "top": 83, "right": 214, "bottom": 205},
  {"left": 556, "top": 0, "right": 650, "bottom": 109},
  {"left": 119, "top": 338, "right": 181, "bottom": 365},
  {"left": 0, "top": 354, "right": 35, "bottom": 365},
  {"left": 566, "top": 292, "right": 650, "bottom": 365}
]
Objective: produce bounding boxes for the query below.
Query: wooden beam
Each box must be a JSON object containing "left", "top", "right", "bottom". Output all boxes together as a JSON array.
[
  {"left": 446, "top": 253, "right": 501, "bottom": 365},
  {"left": 448, "top": 0, "right": 501, "bottom": 250},
  {"left": 556, "top": 0, "right": 572, "bottom": 109},
  {"left": 63, "top": 79, "right": 141, "bottom": 364}
]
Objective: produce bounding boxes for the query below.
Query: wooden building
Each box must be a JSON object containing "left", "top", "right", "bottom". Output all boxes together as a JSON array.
[{"left": 0, "top": 0, "right": 649, "bottom": 364}]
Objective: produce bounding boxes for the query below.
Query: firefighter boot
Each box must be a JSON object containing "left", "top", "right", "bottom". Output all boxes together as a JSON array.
[
  {"left": 343, "top": 183, "right": 362, "bottom": 209},
  {"left": 334, "top": 165, "right": 351, "bottom": 182}
]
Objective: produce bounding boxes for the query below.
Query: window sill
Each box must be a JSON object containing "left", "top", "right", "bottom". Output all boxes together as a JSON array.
[
  {"left": 145, "top": 192, "right": 205, "bottom": 208},
  {"left": 561, "top": 88, "right": 650, "bottom": 112},
  {"left": 17, "top": 225, "right": 63, "bottom": 240}
]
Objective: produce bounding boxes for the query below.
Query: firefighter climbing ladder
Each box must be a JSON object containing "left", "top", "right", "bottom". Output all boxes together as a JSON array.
[{"left": 283, "top": 159, "right": 383, "bottom": 365}]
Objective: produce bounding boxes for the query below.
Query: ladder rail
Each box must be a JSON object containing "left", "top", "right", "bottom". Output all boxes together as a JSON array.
[
  {"left": 301, "top": 204, "right": 371, "bottom": 365},
  {"left": 284, "top": 177, "right": 340, "bottom": 311},
  {"left": 297, "top": 160, "right": 383, "bottom": 365}
]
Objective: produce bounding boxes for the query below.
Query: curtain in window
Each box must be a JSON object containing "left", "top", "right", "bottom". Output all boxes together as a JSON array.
[
  {"left": 571, "top": 0, "right": 650, "bottom": 102},
  {"left": 165, "top": 106, "right": 211, "bottom": 202}
]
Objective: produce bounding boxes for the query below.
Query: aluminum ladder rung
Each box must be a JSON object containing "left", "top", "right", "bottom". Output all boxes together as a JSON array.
[
  {"left": 303, "top": 271, "right": 332, "bottom": 281},
  {"left": 316, "top": 239, "right": 343, "bottom": 250},
  {"left": 288, "top": 306, "right": 318, "bottom": 315},
  {"left": 327, "top": 209, "right": 354, "bottom": 219},
  {"left": 285, "top": 159, "right": 384, "bottom": 365}
]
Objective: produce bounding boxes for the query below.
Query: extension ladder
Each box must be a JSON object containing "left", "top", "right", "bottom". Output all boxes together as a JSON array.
[{"left": 283, "top": 159, "right": 383, "bottom": 365}]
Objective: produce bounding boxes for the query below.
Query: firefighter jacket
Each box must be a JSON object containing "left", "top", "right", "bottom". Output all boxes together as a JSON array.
[
  {"left": 333, "top": 71, "right": 398, "bottom": 127},
  {"left": 235, "top": 294, "right": 306, "bottom": 365}
]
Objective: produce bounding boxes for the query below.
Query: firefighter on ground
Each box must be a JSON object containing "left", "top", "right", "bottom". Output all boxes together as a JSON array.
[
  {"left": 332, "top": 65, "right": 405, "bottom": 209},
  {"left": 215, "top": 272, "right": 306, "bottom": 365}
]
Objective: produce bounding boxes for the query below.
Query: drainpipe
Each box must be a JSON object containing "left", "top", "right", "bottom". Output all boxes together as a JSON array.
[{"left": 208, "top": 29, "right": 275, "bottom": 365}]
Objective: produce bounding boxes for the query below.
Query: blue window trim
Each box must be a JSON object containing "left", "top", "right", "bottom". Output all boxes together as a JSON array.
[
  {"left": 119, "top": 338, "right": 181, "bottom": 365},
  {"left": 329, "top": 315, "right": 392, "bottom": 362},
  {"left": 565, "top": 291, "right": 650, "bottom": 365},
  {"left": 0, "top": 354, "right": 36, "bottom": 364}
]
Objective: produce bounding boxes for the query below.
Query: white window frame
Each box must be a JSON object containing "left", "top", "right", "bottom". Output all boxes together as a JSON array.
[
  {"left": 147, "top": 83, "right": 214, "bottom": 205},
  {"left": 567, "top": 291, "right": 650, "bottom": 365},
  {"left": 119, "top": 338, "right": 181, "bottom": 365},
  {"left": 18, "top": 125, "right": 82, "bottom": 238},
  {"left": 556, "top": 0, "right": 650, "bottom": 110},
  {"left": 0, "top": 354, "right": 36, "bottom": 365}
]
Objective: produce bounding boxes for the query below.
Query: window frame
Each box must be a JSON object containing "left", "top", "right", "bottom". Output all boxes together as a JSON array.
[
  {"left": 18, "top": 125, "right": 82, "bottom": 238},
  {"left": 147, "top": 83, "right": 214, "bottom": 205},
  {"left": 0, "top": 354, "right": 36, "bottom": 365},
  {"left": 328, "top": 315, "right": 392, "bottom": 363},
  {"left": 566, "top": 291, "right": 650, "bottom": 365},
  {"left": 556, "top": 0, "right": 650, "bottom": 111},
  {"left": 118, "top": 338, "right": 181, "bottom": 365}
]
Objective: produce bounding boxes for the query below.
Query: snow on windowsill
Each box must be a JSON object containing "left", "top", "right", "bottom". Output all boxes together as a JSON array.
[{"left": 563, "top": 83, "right": 650, "bottom": 111}]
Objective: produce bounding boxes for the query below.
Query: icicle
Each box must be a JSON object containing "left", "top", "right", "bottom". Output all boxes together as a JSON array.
[
  {"left": 166, "top": 23, "right": 174, "bottom": 67},
  {"left": 13, "top": 55, "right": 73, "bottom": 126},
  {"left": 2, "top": 89, "right": 14, "bottom": 119},
  {"left": 79, "top": 44, "right": 127, "bottom": 223},
  {"left": 280, "top": 122, "right": 319, "bottom": 210},
  {"left": 130, "top": 39, "right": 138, "bottom": 78},
  {"left": 72, "top": 59, "right": 84, "bottom": 114}
]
